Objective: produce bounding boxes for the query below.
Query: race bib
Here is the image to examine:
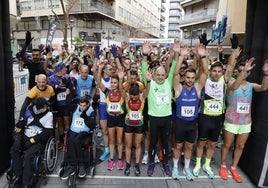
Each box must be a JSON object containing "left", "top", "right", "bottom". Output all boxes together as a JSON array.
[
  {"left": 57, "top": 92, "right": 66, "bottom": 101},
  {"left": 129, "top": 111, "right": 141, "bottom": 120},
  {"left": 205, "top": 100, "right": 222, "bottom": 113},
  {"left": 108, "top": 102, "right": 120, "bottom": 112},
  {"left": 156, "top": 94, "right": 169, "bottom": 105},
  {"left": 236, "top": 102, "right": 250, "bottom": 114},
  {"left": 74, "top": 117, "right": 85, "bottom": 128},
  {"left": 80, "top": 89, "right": 90, "bottom": 97},
  {"left": 181, "top": 106, "right": 195, "bottom": 117}
]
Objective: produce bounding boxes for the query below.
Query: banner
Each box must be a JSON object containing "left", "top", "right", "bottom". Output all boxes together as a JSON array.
[
  {"left": 129, "top": 38, "right": 174, "bottom": 47},
  {"left": 46, "top": 20, "right": 60, "bottom": 48}
]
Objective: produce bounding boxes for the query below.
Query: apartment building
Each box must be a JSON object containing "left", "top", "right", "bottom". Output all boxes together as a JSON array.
[
  {"left": 168, "top": 0, "right": 184, "bottom": 39},
  {"left": 179, "top": 0, "right": 247, "bottom": 57},
  {"left": 12, "top": 0, "right": 162, "bottom": 52}
]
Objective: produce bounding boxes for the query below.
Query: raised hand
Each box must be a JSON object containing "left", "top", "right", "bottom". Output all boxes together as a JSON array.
[
  {"left": 181, "top": 45, "right": 190, "bottom": 56},
  {"left": 230, "top": 34, "right": 239, "bottom": 49},
  {"left": 173, "top": 39, "right": 181, "bottom": 53},
  {"left": 244, "top": 57, "right": 256, "bottom": 72},
  {"left": 145, "top": 68, "right": 153, "bottom": 81},
  {"left": 142, "top": 41, "right": 152, "bottom": 55},
  {"left": 94, "top": 45, "right": 101, "bottom": 58},
  {"left": 199, "top": 33, "right": 211, "bottom": 46},
  {"left": 196, "top": 44, "right": 208, "bottom": 57},
  {"left": 110, "top": 44, "right": 118, "bottom": 57},
  {"left": 262, "top": 59, "right": 268, "bottom": 74}
]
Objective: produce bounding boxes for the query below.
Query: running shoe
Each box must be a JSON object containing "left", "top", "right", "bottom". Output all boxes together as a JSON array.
[
  {"left": 219, "top": 165, "right": 228, "bottom": 180},
  {"left": 61, "top": 165, "right": 75, "bottom": 180},
  {"left": 172, "top": 167, "right": 179, "bottom": 179},
  {"left": 142, "top": 152, "right": 148, "bottom": 164},
  {"left": 107, "top": 159, "right": 115, "bottom": 171},
  {"left": 124, "top": 163, "right": 131, "bottom": 176},
  {"left": 202, "top": 165, "right": 214, "bottom": 179},
  {"left": 147, "top": 163, "right": 155, "bottom": 176},
  {"left": 230, "top": 167, "right": 242, "bottom": 183},
  {"left": 162, "top": 163, "right": 172, "bottom": 176},
  {"left": 78, "top": 164, "right": 86, "bottom": 178},
  {"left": 183, "top": 168, "right": 194, "bottom": 181},
  {"left": 134, "top": 164, "right": 141, "bottom": 176},
  {"left": 117, "top": 159, "right": 124, "bottom": 170},
  {"left": 193, "top": 165, "right": 201, "bottom": 177},
  {"left": 99, "top": 148, "right": 110, "bottom": 161}
]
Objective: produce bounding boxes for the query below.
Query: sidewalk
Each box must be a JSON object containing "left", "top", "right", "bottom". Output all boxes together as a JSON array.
[{"left": 0, "top": 64, "right": 257, "bottom": 188}]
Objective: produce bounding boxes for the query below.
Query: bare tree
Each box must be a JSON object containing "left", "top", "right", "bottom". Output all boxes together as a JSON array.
[{"left": 60, "top": 0, "right": 77, "bottom": 50}]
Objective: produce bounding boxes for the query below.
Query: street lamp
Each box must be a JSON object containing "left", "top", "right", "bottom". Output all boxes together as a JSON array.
[
  {"left": 69, "top": 19, "right": 75, "bottom": 48},
  {"left": 102, "top": 29, "right": 116, "bottom": 47},
  {"left": 183, "top": 27, "right": 203, "bottom": 48}
]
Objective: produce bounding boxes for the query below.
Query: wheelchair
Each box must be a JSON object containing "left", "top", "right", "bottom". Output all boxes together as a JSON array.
[
  {"left": 6, "top": 136, "right": 58, "bottom": 188},
  {"left": 58, "top": 129, "right": 97, "bottom": 188}
]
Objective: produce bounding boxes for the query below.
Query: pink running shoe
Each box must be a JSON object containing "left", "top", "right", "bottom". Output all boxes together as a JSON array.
[
  {"left": 107, "top": 159, "right": 115, "bottom": 171},
  {"left": 117, "top": 159, "right": 124, "bottom": 170}
]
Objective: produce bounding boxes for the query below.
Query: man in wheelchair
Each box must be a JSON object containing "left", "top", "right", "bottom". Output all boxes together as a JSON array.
[
  {"left": 10, "top": 97, "right": 54, "bottom": 188},
  {"left": 60, "top": 96, "right": 96, "bottom": 180}
]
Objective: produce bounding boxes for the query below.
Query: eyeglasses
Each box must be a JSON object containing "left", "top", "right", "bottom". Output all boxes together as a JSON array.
[{"left": 180, "top": 67, "right": 187, "bottom": 70}]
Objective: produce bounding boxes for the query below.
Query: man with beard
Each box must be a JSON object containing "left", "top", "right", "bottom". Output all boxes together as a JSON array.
[{"left": 172, "top": 44, "right": 208, "bottom": 180}]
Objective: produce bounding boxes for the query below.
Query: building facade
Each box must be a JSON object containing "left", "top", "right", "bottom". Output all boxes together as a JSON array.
[{"left": 13, "top": 0, "right": 162, "bottom": 52}]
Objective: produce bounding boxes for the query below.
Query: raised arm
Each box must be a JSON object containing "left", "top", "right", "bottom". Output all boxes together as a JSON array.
[
  {"left": 141, "top": 41, "right": 152, "bottom": 85},
  {"left": 227, "top": 57, "right": 255, "bottom": 94},
  {"left": 96, "top": 61, "right": 106, "bottom": 92},
  {"left": 142, "top": 68, "right": 153, "bottom": 99},
  {"left": 173, "top": 44, "right": 189, "bottom": 91},
  {"left": 196, "top": 44, "right": 209, "bottom": 91},
  {"left": 224, "top": 34, "right": 242, "bottom": 83},
  {"left": 252, "top": 59, "right": 268, "bottom": 92}
]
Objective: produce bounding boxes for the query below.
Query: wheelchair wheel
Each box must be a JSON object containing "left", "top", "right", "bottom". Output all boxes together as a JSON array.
[
  {"left": 44, "top": 137, "right": 58, "bottom": 173},
  {"left": 68, "top": 174, "right": 76, "bottom": 188}
]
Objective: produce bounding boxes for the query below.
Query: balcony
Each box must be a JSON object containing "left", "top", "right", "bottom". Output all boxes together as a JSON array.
[
  {"left": 161, "top": 4, "right": 166, "bottom": 12},
  {"left": 168, "top": 24, "right": 180, "bottom": 30},
  {"left": 170, "top": 3, "right": 183, "bottom": 10},
  {"left": 71, "top": 2, "right": 115, "bottom": 18},
  {"left": 160, "top": 14, "right": 165, "bottom": 22},
  {"left": 170, "top": 0, "right": 180, "bottom": 3},
  {"left": 180, "top": 9, "right": 217, "bottom": 26}
]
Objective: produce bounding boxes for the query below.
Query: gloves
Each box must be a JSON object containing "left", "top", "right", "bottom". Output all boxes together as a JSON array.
[
  {"left": 199, "top": 33, "right": 211, "bottom": 46},
  {"left": 230, "top": 34, "right": 238, "bottom": 49},
  {"left": 15, "top": 120, "right": 25, "bottom": 128},
  {"left": 25, "top": 31, "right": 34, "bottom": 46},
  {"left": 110, "top": 44, "right": 118, "bottom": 57},
  {"left": 94, "top": 45, "right": 101, "bottom": 58},
  {"left": 80, "top": 111, "right": 88, "bottom": 119}
]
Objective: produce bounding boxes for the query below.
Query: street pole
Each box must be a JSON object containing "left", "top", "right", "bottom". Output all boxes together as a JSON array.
[
  {"left": 107, "top": 29, "right": 110, "bottom": 47},
  {"left": 71, "top": 27, "right": 73, "bottom": 47}
]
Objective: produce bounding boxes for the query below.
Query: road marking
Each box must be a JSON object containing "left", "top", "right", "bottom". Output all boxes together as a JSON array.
[{"left": 46, "top": 174, "right": 232, "bottom": 180}]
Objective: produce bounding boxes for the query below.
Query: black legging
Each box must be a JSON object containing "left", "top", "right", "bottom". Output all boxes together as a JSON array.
[{"left": 148, "top": 115, "right": 171, "bottom": 164}]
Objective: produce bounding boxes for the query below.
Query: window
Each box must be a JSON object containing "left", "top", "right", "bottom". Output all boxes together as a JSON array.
[
  {"left": 21, "top": 1, "right": 32, "bottom": 10},
  {"left": 34, "top": 0, "right": 45, "bottom": 10},
  {"left": 119, "top": 6, "right": 123, "bottom": 16},
  {"left": 43, "top": 20, "right": 50, "bottom": 30},
  {"left": 48, "top": 0, "right": 60, "bottom": 8}
]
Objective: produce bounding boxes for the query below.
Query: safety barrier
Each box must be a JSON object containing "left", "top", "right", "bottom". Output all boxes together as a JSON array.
[{"left": 14, "top": 74, "right": 28, "bottom": 97}]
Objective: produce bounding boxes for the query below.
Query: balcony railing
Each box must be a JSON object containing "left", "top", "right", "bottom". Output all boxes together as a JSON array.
[
  {"left": 180, "top": 9, "right": 217, "bottom": 25},
  {"left": 71, "top": 2, "right": 115, "bottom": 17}
]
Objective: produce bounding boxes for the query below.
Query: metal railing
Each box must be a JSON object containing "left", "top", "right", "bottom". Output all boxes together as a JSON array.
[{"left": 14, "top": 74, "right": 28, "bottom": 97}]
